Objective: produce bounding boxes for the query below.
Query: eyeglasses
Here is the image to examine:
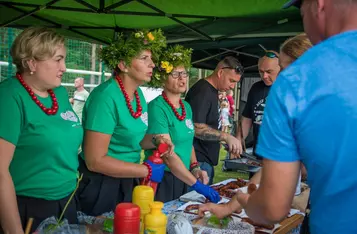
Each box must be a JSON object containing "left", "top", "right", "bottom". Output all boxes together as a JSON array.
[
  {"left": 170, "top": 71, "right": 189, "bottom": 78},
  {"left": 221, "top": 65, "right": 244, "bottom": 75},
  {"left": 265, "top": 51, "right": 279, "bottom": 59}
]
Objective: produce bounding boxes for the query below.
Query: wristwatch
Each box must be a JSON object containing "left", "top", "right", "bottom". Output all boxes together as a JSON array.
[
  {"left": 191, "top": 167, "right": 201, "bottom": 173},
  {"left": 151, "top": 135, "right": 158, "bottom": 146},
  {"left": 152, "top": 135, "right": 162, "bottom": 146}
]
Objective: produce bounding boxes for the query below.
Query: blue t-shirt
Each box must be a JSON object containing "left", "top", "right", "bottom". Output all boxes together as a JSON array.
[{"left": 256, "top": 30, "right": 357, "bottom": 234}]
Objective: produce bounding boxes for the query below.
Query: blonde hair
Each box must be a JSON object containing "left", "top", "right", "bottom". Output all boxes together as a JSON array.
[
  {"left": 280, "top": 33, "right": 312, "bottom": 61},
  {"left": 11, "top": 27, "right": 65, "bottom": 73},
  {"left": 220, "top": 101, "right": 228, "bottom": 108}
]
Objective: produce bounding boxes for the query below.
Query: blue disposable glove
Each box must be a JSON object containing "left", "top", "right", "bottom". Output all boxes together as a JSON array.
[
  {"left": 191, "top": 180, "right": 220, "bottom": 203},
  {"left": 144, "top": 160, "right": 166, "bottom": 183}
]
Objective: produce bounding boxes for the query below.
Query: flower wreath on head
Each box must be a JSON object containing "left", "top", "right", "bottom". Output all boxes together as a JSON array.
[
  {"left": 148, "top": 45, "right": 193, "bottom": 88},
  {"left": 99, "top": 29, "right": 167, "bottom": 70}
]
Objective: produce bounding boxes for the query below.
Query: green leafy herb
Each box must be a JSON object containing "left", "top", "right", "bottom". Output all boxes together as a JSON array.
[
  {"left": 207, "top": 215, "right": 231, "bottom": 228},
  {"left": 148, "top": 45, "right": 193, "bottom": 88},
  {"left": 99, "top": 29, "right": 167, "bottom": 70}
]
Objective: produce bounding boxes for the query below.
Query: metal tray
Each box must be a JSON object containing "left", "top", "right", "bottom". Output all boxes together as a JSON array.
[
  {"left": 240, "top": 152, "right": 261, "bottom": 163},
  {"left": 223, "top": 158, "right": 261, "bottom": 173}
]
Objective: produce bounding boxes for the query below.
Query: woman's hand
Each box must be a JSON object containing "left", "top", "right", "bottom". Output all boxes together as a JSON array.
[
  {"left": 192, "top": 169, "right": 209, "bottom": 185},
  {"left": 198, "top": 193, "right": 245, "bottom": 219},
  {"left": 154, "top": 135, "right": 174, "bottom": 157},
  {"left": 198, "top": 203, "right": 237, "bottom": 219},
  {"left": 191, "top": 180, "right": 220, "bottom": 203}
]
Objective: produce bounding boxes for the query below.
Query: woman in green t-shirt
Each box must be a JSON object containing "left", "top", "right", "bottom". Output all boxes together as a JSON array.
[
  {"left": 141, "top": 45, "right": 220, "bottom": 203},
  {"left": 0, "top": 27, "right": 83, "bottom": 233},
  {"left": 78, "top": 30, "right": 168, "bottom": 216}
]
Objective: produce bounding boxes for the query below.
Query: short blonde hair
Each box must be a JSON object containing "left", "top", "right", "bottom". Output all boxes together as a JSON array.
[
  {"left": 11, "top": 27, "right": 65, "bottom": 73},
  {"left": 220, "top": 101, "right": 228, "bottom": 108},
  {"left": 280, "top": 33, "right": 312, "bottom": 61}
]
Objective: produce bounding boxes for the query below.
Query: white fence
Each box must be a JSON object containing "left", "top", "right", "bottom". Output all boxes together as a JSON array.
[
  {"left": 0, "top": 60, "right": 111, "bottom": 85},
  {"left": 0, "top": 61, "right": 163, "bottom": 103}
]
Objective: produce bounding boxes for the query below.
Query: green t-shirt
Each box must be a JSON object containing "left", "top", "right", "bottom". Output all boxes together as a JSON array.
[
  {"left": 82, "top": 78, "right": 148, "bottom": 163},
  {"left": 144, "top": 95, "right": 195, "bottom": 171},
  {"left": 0, "top": 78, "right": 83, "bottom": 200}
]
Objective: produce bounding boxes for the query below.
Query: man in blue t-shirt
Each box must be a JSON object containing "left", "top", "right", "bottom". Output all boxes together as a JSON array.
[{"left": 198, "top": 0, "right": 357, "bottom": 233}]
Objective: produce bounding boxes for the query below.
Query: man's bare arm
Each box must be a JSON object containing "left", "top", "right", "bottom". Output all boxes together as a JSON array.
[
  {"left": 243, "top": 159, "right": 300, "bottom": 224},
  {"left": 194, "top": 123, "right": 227, "bottom": 141},
  {"left": 236, "top": 117, "right": 252, "bottom": 140}
]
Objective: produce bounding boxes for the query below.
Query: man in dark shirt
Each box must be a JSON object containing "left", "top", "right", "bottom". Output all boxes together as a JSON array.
[
  {"left": 185, "top": 56, "right": 243, "bottom": 184},
  {"left": 238, "top": 51, "right": 280, "bottom": 157}
]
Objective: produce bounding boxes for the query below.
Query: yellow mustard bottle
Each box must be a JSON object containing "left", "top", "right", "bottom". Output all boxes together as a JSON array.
[
  {"left": 132, "top": 185, "right": 154, "bottom": 234},
  {"left": 144, "top": 201, "right": 167, "bottom": 234}
]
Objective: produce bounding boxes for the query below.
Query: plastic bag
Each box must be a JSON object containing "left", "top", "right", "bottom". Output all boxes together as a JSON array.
[
  {"left": 168, "top": 212, "right": 255, "bottom": 234},
  {"left": 35, "top": 212, "right": 115, "bottom": 234},
  {"left": 34, "top": 217, "right": 86, "bottom": 234},
  {"left": 167, "top": 213, "right": 194, "bottom": 234}
]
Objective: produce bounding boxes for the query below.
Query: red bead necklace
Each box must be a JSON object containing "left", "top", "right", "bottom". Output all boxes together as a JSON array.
[
  {"left": 116, "top": 75, "right": 142, "bottom": 119},
  {"left": 161, "top": 91, "right": 186, "bottom": 121},
  {"left": 16, "top": 73, "right": 58, "bottom": 115}
]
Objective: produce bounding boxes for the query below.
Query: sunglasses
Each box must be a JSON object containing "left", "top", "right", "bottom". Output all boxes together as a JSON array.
[
  {"left": 265, "top": 51, "right": 279, "bottom": 59},
  {"left": 221, "top": 65, "right": 244, "bottom": 75}
]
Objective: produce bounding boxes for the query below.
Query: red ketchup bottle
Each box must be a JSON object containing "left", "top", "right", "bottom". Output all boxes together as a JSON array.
[
  {"left": 141, "top": 143, "right": 168, "bottom": 193},
  {"left": 114, "top": 203, "right": 141, "bottom": 234}
]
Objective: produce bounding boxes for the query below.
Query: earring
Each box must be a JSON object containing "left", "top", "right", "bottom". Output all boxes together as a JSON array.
[{"left": 30, "top": 71, "right": 34, "bottom": 75}]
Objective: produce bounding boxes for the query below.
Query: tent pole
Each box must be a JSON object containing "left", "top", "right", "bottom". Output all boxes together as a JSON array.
[
  {"left": 244, "top": 64, "right": 258, "bottom": 70},
  {"left": 258, "top": 44, "right": 267, "bottom": 51},
  {"left": 234, "top": 81, "right": 240, "bottom": 122},
  {"left": 104, "top": 0, "right": 134, "bottom": 12},
  {"left": 136, "top": 0, "right": 213, "bottom": 41},
  {"left": 220, "top": 48, "right": 260, "bottom": 59},
  {"left": 69, "top": 28, "right": 108, "bottom": 44},
  {"left": 192, "top": 45, "right": 246, "bottom": 64},
  {"left": 0, "top": 0, "right": 61, "bottom": 27},
  {"left": 73, "top": 0, "right": 97, "bottom": 12}
]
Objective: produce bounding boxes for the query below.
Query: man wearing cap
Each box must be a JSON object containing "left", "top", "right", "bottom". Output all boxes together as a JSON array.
[
  {"left": 199, "top": 1, "right": 357, "bottom": 233},
  {"left": 237, "top": 51, "right": 280, "bottom": 157}
]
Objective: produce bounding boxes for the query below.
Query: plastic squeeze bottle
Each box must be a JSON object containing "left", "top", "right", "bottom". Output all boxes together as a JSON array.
[
  {"left": 144, "top": 201, "right": 167, "bottom": 234},
  {"left": 132, "top": 185, "right": 154, "bottom": 234},
  {"left": 141, "top": 143, "right": 168, "bottom": 193},
  {"left": 113, "top": 203, "right": 140, "bottom": 234}
]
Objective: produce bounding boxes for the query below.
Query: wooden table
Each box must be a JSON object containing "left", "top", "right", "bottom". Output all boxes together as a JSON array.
[{"left": 274, "top": 214, "right": 304, "bottom": 234}]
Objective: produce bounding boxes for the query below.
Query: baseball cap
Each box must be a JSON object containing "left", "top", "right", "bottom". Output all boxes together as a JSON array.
[{"left": 283, "top": 0, "right": 302, "bottom": 9}]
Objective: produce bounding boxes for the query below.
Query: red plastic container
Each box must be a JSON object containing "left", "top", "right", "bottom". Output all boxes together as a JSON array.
[
  {"left": 114, "top": 203, "right": 141, "bottom": 234},
  {"left": 141, "top": 143, "right": 168, "bottom": 193}
]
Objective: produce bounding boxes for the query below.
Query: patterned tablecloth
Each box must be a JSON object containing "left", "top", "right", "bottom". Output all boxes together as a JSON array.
[
  {"left": 36, "top": 197, "right": 302, "bottom": 234},
  {"left": 163, "top": 200, "right": 302, "bottom": 234},
  {"left": 163, "top": 199, "right": 186, "bottom": 215}
]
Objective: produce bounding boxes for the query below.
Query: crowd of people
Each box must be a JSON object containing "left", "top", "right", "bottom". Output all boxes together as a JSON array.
[
  {"left": 1, "top": 0, "right": 357, "bottom": 233},
  {"left": 0, "top": 26, "right": 225, "bottom": 233},
  {"left": 200, "top": 1, "right": 357, "bottom": 234}
]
